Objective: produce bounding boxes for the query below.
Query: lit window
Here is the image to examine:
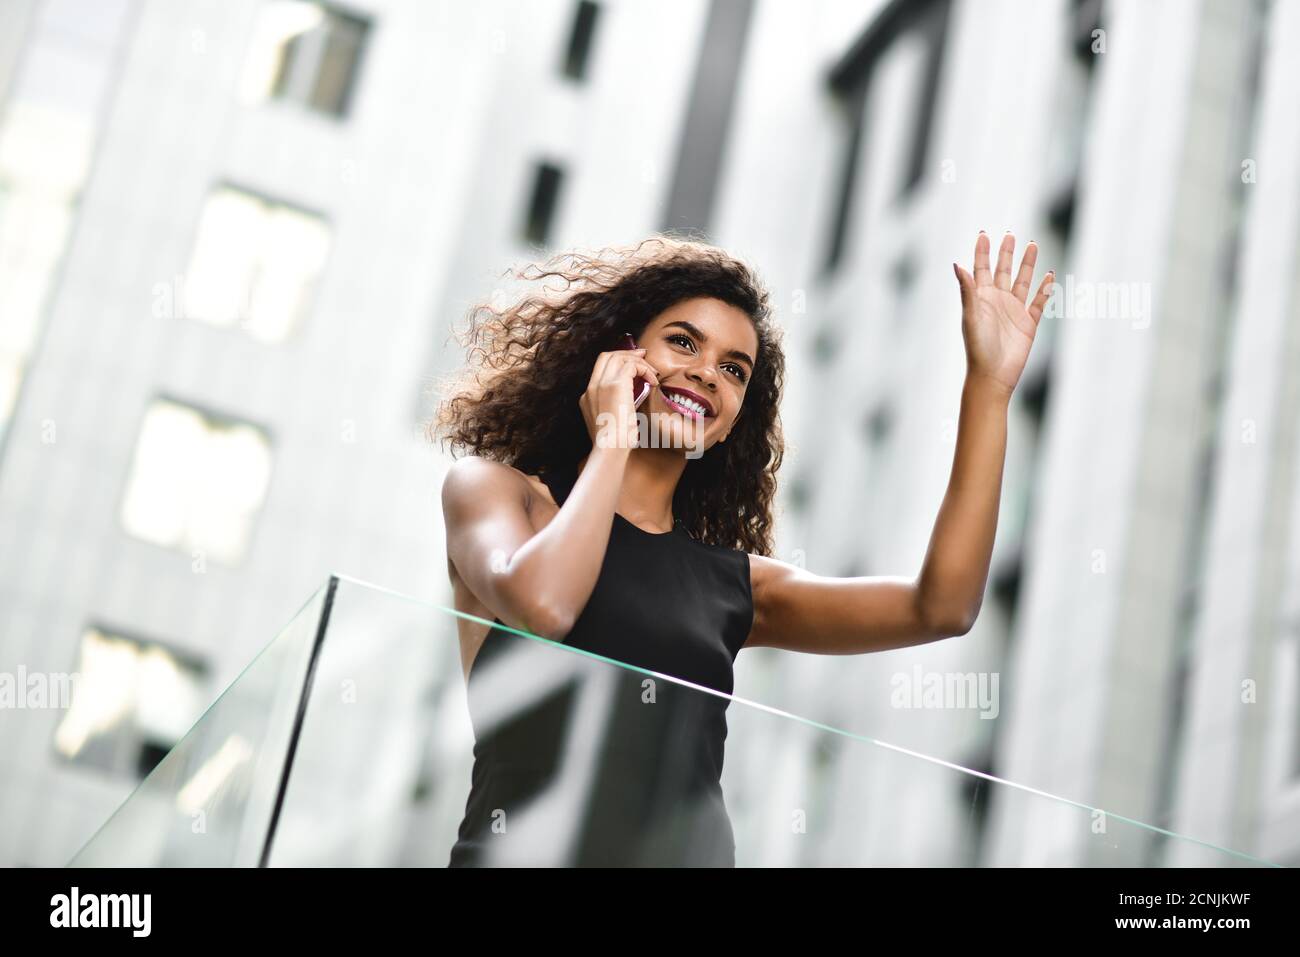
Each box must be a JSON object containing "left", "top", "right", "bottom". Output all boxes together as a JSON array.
[
  {"left": 0, "top": 103, "right": 92, "bottom": 445},
  {"left": 119, "top": 398, "right": 273, "bottom": 566},
  {"left": 53, "top": 625, "right": 207, "bottom": 780},
  {"left": 241, "top": 1, "right": 370, "bottom": 117},
  {"left": 182, "top": 185, "right": 330, "bottom": 343}
]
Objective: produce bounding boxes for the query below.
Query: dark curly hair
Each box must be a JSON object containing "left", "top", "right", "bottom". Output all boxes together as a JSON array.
[{"left": 426, "top": 234, "right": 786, "bottom": 556}]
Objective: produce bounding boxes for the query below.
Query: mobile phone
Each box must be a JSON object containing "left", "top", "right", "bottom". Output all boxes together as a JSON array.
[{"left": 622, "top": 333, "right": 652, "bottom": 409}]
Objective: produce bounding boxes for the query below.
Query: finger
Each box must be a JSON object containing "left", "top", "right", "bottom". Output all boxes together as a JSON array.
[
  {"left": 1028, "top": 270, "right": 1055, "bottom": 324},
  {"left": 953, "top": 262, "right": 975, "bottom": 309},
  {"left": 603, "top": 351, "right": 658, "bottom": 389},
  {"left": 598, "top": 350, "right": 629, "bottom": 386},
  {"left": 629, "top": 355, "right": 660, "bottom": 387},
  {"left": 994, "top": 232, "right": 1015, "bottom": 291},
  {"left": 587, "top": 350, "right": 614, "bottom": 393},
  {"left": 1011, "top": 241, "right": 1038, "bottom": 304},
  {"left": 973, "top": 232, "right": 993, "bottom": 286}
]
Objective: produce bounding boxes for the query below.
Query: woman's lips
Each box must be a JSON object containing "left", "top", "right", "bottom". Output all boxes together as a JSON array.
[{"left": 659, "top": 386, "right": 708, "bottom": 421}]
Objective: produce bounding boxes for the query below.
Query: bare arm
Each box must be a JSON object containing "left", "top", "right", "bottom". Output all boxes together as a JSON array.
[
  {"left": 442, "top": 447, "right": 630, "bottom": 640},
  {"left": 744, "top": 557, "right": 952, "bottom": 654},
  {"left": 441, "top": 343, "right": 660, "bottom": 640},
  {"left": 913, "top": 372, "right": 1012, "bottom": 631},
  {"left": 745, "top": 233, "right": 1054, "bottom": 654},
  {"left": 746, "top": 376, "right": 1011, "bottom": 653}
]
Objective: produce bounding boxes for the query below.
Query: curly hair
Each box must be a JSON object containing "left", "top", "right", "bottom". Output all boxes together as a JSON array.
[{"left": 426, "top": 234, "right": 786, "bottom": 556}]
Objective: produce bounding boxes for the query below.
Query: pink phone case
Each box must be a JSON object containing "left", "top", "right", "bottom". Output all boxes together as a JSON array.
[{"left": 622, "top": 333, "right": 652, "bottom": 409}]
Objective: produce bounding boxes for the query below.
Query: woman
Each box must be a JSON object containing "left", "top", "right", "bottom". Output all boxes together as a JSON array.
[{"left": 430, "top": 232, "right": 1053, "bottom": 866}]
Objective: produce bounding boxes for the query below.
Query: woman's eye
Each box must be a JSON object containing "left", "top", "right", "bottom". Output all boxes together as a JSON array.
[{"left": 669, "top": 334, "right": 747, "bottom": 381}]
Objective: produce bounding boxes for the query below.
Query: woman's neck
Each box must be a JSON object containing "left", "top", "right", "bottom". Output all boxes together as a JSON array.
[{"left": 578, "top": 448, "right": 685, "bottom": 532}]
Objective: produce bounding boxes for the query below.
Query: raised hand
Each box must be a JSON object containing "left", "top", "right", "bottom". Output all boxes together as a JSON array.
[
  {"left": 579, "top": 346, "right": 660, "bottom": 450},
  {"left": 952, "top": 232, "right": 1054, "bottom": 398}
]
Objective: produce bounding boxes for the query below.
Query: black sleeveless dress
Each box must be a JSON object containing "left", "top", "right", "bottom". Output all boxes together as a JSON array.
[{"left": 447, "top": 461, "right": 754, "bottom": 867}]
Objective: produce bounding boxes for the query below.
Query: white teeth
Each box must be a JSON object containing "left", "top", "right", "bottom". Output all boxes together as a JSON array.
[{"left": 666, "top": 392, "right": 707, "bottom": 416}]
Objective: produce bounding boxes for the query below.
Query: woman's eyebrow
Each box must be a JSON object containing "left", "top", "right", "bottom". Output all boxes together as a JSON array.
[{"left": 663, "top": 320, "right": 755, "bottom": 368}]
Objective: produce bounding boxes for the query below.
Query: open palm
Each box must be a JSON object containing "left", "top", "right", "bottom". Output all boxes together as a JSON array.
[{"left": 953, "top": 232, "right": 1054, "bottom": 397}]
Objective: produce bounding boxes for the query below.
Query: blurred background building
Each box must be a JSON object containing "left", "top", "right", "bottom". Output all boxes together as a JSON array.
[{"left": 0, "top": 0, "right": 1296, "bottom": 866}]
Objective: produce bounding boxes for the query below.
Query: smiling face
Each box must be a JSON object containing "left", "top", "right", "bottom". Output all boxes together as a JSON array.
[{"left": 634, "top": 297, "right": 758, "bottom": 454}]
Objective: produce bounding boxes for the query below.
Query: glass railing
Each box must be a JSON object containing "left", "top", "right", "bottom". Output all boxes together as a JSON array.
[
  {"left": 69, "top": 574, "right": 1287, "bottom": 867},
  {"left": 66, "top": 582, "right": 329, "bottom": 866}
]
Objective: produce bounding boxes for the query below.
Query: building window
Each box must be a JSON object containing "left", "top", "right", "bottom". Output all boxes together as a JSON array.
[
  {"left": 823, "top": 0, "right": 953, "bottom": 274},
  {"left": 522, "top": 161, "right": 565, "bottom": 246},
  {"left": 890, "top": 250, "right": 918, "bottom": 330},
  {"left": 560, "top": 1, "right": 601, "bottom": 81},
  {"left": 241, "top": 0, "right": 370, "bottom": 118},
  {"left": 897, "top": 0, "right": 951, "bottom": 196},
  {"left": 864, "top": 400, "right": 894, "bottom": 445},
  {"left": 810, "top": 320, "right": 838, "bottom": 366},
  {"left": 787, "top": 472, "right": 810, "bottom": 512},
  {"left": 180, "top": 184, "right": 330, "bottom": 343},
  {"left": 1044, "top": 0, "right": 1105, "bottom": 253},
  {"left": 0, "top": 103, "right": 94, "bottom": 450},
  {"left": 821, "top": 86, "right": 866, "bottom": 276},
  {"left": 119, "top": 398, "right": 273, "bottom": 566},
  {"left": 53, "top": 625, "right": 207, "bottom": 780}
]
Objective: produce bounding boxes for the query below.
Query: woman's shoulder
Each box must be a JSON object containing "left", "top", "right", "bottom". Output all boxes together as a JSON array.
[
  {"left": 443, "top": 454, "right": 518, "bottom": 491},
  {"left": 441, "top": 455, "right": 550, "bottom": 512}
]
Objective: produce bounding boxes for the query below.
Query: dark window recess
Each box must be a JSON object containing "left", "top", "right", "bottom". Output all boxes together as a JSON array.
[
  {"left": 822, "top": 86, "right": 867, "bottom": 275},
  {"left": 1019, "top": 365, "right": 1051, "bottom": 431},
  {"left": 523, "top": 162, "right": 565, "bottom": 246},
  {"left": 1071, "top": 0, "right": 1105, "bottom": 63},
  {"left": 990, "top": 550, "right": 1023, "bottom": 613},
  {"left": 892, "top": 252, "right": 917, "bottom": 293},
  {"left": 312, "top": 11, "right": 368, "bottom": 115},
  {"left": 822, "top": 0, "right": 953, "bottom": 275},
  {"left": 136, "top": 739, "right": 171, "bottom": 779},
  {"left": 1046, "top": 183, "right": 1076, "bottom": 240},
  {"left": 787, "top": 473, "right": 810, "bottom": 511},
  {"left": 560, "top": 1, "right": 601, "bottom": 81},
  {"left": 865, "top": 401, "right": 894, "bottom": 444},
  {"left": 899, "top": 0, "right": 952, "bottom": 195},
  {"left": 811, "top": 322, "right": 838, "bottom": 365},
  {"left": 959, "top": 752, "right": 995, "bottom": 864}
]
